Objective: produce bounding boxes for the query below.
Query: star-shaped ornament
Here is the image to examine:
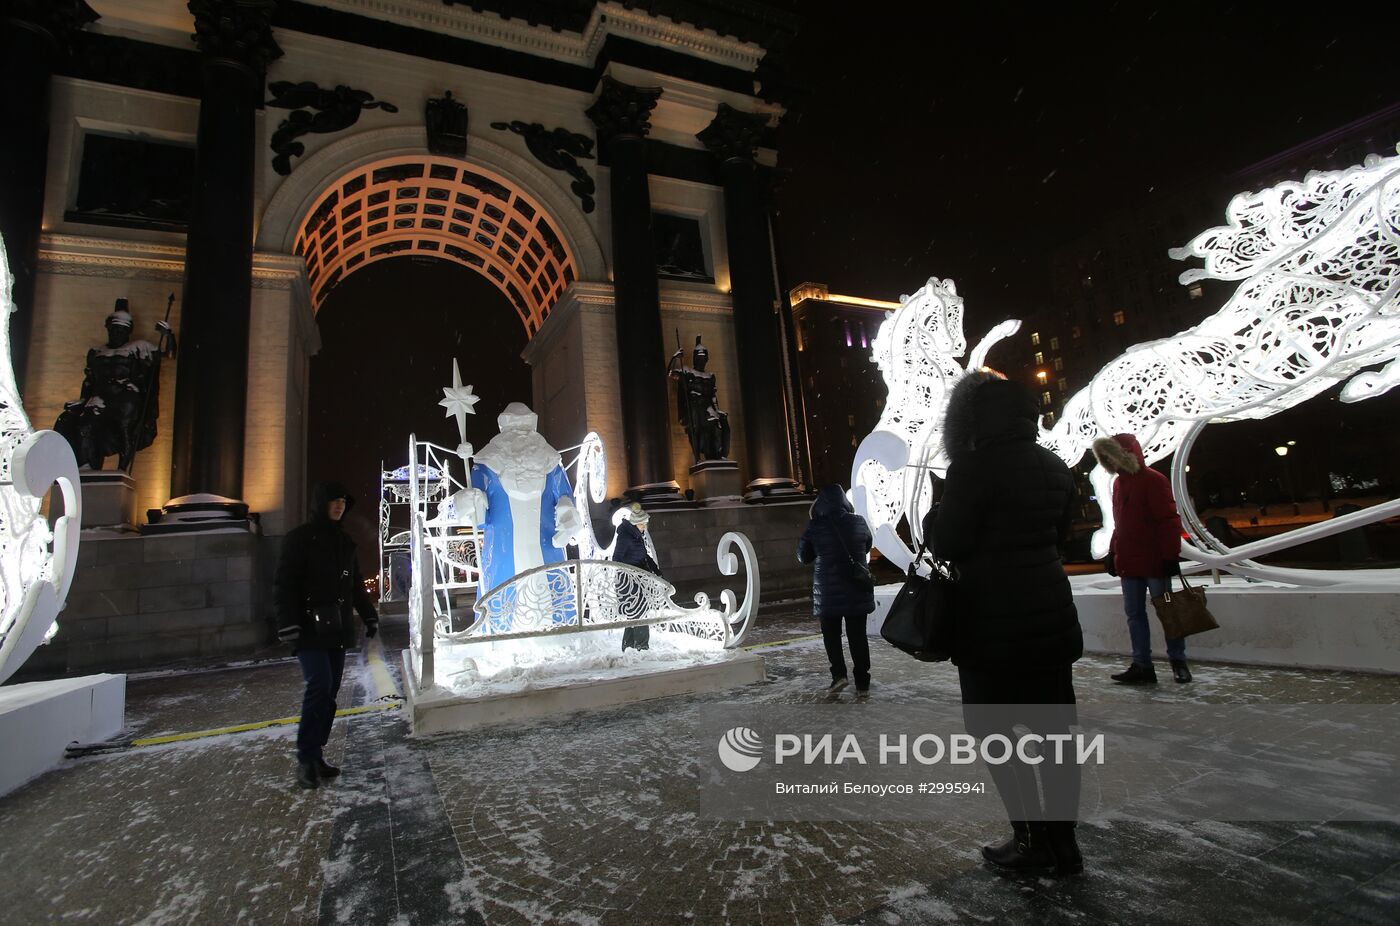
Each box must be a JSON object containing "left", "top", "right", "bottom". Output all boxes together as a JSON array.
[{"left": 439, "top": 359, "right": 479, "bottom": 441}]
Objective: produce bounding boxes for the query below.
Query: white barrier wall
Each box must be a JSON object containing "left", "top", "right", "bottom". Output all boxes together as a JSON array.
[{"left": 869, "top": 578, "right": 1400, "bottom": 675}]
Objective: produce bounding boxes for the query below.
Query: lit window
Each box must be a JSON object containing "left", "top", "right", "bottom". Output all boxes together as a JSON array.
[
  {"left": 1044, "top": 412, "right": 1056, "bottom": 426},
  {"left": 1053, "top": 356, "right": 1063, "bottom": 371},
  {"left": 1058, "top": 379, "right": 1068, "bottom": 393},
  {"left": 1041, "top": 391, "right": 1052, "bottom": 406},
  {"left": 847, "top": 414, "right": 856, "bottom": 427},
  {"left": 1033, "top": 351, "right": 1044, "bottom": 365},
  {"left": 1188, "top": 282, "right": 1204, "bottom": 300},
  {"left": 1113, "top": 310, "right": 1126, "bottom": 326},
  {"left": 1049, "top": 337, "right": 1059, "bottom": 350},
  {"left": 1030, "top": 332, "right": 1041, "bottom": 346},
  {"left": 1036, "top": 370, "right": 1048, "bottom": 382}
]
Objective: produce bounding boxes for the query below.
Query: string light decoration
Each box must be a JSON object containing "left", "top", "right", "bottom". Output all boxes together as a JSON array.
[
  {"left": 855, "top": 144, "right": 1400, "bottom": 580},
  {"left": 0, "top": 232, "right": 82, "bottom": 685}
]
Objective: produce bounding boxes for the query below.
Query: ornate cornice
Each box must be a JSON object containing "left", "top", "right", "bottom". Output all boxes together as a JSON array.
[
  {"left": 0, "top": 0, "right": 99, "bottom": 49},
  {"left": 300, "top": 1, "right": 766, "bottom": 72},
  {"left": 697, "top": 102, "right": 771, "bottom": 163},
  {"left": 586, "top": 76, "right": 662, "bottom": 146},
  {"left": 38, "top": 234, "right": 185, "bottom": 282},
  {"left": 189, "top": 0, "right": 283, "bottom": 73}
]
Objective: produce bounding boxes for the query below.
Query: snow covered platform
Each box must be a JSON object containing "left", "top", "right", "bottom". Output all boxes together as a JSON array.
[
  {"left": 871, "top": 576, "right": 1400, "bottom": 674},
  {"left": 401, "top": 635, "right": 766, "bottom": 735},
  {"left": 1068, "top": 574, "right": 1400, "bottom": 674},
  {"left": 0, "top": 673, "right": 125, "bottom": 797}
]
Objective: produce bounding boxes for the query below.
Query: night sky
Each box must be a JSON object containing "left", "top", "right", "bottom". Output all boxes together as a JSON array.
[
  {"left": 772, "top": 5, "right": 1396, "bottom": 323},
  {"left": 307, "top": 5, "right": 1397, "bottom": 562}
]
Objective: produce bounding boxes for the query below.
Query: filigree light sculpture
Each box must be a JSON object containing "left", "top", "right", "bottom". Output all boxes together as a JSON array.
[
  {"left": 853, "top": 144, "right": 1400, "bottom": 582},
  {"left": 1041, "top": 144, "right": 1400, "bottom": 558},
  {"left": 0, "top": 232, "right": 82, "bottom": 685},
  {"left": 850, "top": 277, "right": 1019, "bottom": 570}
]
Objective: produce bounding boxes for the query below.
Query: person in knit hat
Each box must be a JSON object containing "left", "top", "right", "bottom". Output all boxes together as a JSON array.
[{"left": 612, "top": 502, "right": 661, "bottom": 651}]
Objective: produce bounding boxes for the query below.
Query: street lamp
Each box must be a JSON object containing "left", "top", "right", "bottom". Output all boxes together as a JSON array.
[{"left": 1275, "top": 446, "right": 1298, "bottom": 514}]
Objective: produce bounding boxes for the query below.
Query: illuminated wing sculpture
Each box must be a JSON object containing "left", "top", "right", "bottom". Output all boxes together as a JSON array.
[
  {"left": 855, "top": 144, "right": 1400, "bottom": 582},
  {"left": 1041, "top": 144, "right": 1400, "bottom": 560},
  {"left": 0, "top": 232, "right": 82, "bottom": 685}
]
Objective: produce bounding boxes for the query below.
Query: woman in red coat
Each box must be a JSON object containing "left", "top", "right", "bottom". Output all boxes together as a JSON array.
[{"left": 1092, "top": 433, "right": 1191, "bottom": 684}]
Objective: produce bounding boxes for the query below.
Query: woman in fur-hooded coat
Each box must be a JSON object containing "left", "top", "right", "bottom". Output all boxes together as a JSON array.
[
  {"left": 930, "top": 372, "right": 1083, "bottom": 672},
  {"left": 927, "top": 371, "right": 1085, "bottom": 874},
  {"left": 1091, "top": 433, "right": 1189, "bottom": 685}
]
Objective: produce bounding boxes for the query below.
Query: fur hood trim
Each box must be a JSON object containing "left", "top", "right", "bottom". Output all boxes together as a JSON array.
[{"left": 1092, "top": 435, "right": 1143, "bottom": 474}]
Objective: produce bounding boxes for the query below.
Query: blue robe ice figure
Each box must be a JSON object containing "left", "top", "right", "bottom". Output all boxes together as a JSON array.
[{"left": 454, "top": 403, "right": 585, "bottom": 631}]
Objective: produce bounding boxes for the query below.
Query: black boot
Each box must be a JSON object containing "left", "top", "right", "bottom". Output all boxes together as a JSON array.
[
  {"left": 981, "top": 822, "right": 1055, "bottom": 872},
  {"left": 1171, "top": 660, "right": 1192, "bottom": 683},
  {"left": 316, "top": 759, "right": 341, "bottom": 779},
  {"left": 1111, "top": 662, "right": 1158, "bottom": 685},
  {"left": 1044, "top": 821, "right": 1084, "bottom": 876},
  {"left": 296, "top": 761, "right": 319, "bottom": 790}
]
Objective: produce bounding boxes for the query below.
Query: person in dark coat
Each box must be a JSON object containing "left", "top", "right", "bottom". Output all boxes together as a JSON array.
[
  {"left": 275, "top": 481, "right": 379, "bottom": 790},
  {"left": 1092, "top": 433, "right": 1190, "bottom": 684},
  {"left": 612, "top": 502, "right": 660, "bottom": 651},
  {"left": 931, "top": 371, "right": 1084, "bottom": 876},
  {"left": 797, "top": 484, "right": 876, "bottom": 693}
]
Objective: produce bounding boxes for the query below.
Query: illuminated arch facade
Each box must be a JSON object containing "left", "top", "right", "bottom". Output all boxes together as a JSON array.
[{"left": 294, "top": 156, "right": 579, "bottom": 336}]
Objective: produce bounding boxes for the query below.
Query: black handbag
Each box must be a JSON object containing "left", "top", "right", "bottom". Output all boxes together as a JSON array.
[
  {"left": 829, "top": 519, "right": 876, "bottom": 592},
  {"left": 880, "top": 535, "right": 955, "bottom": 662},
  {"left": 306, "top": 600, "right": 344, "bottom": 636}
]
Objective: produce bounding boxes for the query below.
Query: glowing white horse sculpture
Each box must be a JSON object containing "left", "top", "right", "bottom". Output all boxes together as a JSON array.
[
  {"left": 406, "top": 430, "right": 758, "bottom": 691},
  {"left": 851, "top": 277, "right": 1019, "bottom": 570},
  {"left": 0, "top": 232, "right": 82, "bottom": 685},
  {"left": 854, "top": 144, "right": 1400, "bottom": 586}
]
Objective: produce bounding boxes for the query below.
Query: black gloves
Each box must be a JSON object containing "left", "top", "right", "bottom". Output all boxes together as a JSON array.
[
  {"left": 364, "top": 620, "right": 379, "bottom": 639},
  {"left": 1162, "top": 559, "right": 1182, "bottom": 578},
  {"left": 1103, "top": 557, "right": 1118, "bottom": 578}
]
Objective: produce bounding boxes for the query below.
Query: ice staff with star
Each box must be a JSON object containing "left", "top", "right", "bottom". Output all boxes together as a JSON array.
[{"left": 439, "top": 358, "right": 480, "bottom": 462}]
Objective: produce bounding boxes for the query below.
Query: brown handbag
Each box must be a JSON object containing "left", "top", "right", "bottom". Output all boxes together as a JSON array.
[{"left": 1151, "top": 574, "right": 1219, "bottom": 639}]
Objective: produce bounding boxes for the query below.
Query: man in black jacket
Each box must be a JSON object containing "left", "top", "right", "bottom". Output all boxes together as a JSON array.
[{"left": 275, "top": 482, "right": 379, "bottom": 789}]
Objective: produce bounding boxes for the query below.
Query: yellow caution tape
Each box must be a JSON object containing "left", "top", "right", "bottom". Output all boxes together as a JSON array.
[
  {"left": 742, "top": 633, "right": 822, "bottom": 651},
  {"left": 363, "top": 635, "right": 403, "bottom": 701},
  {"left": 129, "top": 700, "right": 401, "bottom": 748}
]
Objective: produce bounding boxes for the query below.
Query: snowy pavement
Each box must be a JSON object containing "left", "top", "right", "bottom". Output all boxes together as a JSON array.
[{"left": 1, "top": 604, "right": 1397, "bottom": 924}]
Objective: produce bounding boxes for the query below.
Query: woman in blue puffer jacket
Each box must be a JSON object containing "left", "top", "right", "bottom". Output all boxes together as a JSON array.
[{"left": 797, "top": 484, "right": 876, "bottom": 693}]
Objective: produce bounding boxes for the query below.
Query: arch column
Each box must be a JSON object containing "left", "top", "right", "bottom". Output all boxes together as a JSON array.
[
  {"left": 699, "top": 104, "right": 799, "bottom": 500},
  {"left": 0, "top": 1, "right": 98, "bottom": 394},
  {"left": 587, "top": 77, "right": 682, "bottom": 504},
  {"left": 168, "top": 0, "right": 282, "bottom": 509}
]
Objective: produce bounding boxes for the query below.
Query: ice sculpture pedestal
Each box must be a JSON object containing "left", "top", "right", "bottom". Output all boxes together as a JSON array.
[
  {"left": 402, "top": 647, "right": 766, "bottom": 735},
  {"left": 1068, "top": 575, "right": 1400, "bottom": 674},
  {"left": 0, "top": 674, "right": 125, "bottom": 797}
]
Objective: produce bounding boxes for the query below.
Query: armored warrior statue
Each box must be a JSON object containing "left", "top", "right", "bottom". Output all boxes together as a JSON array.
[
  {"left": 54, "top": 298, "right": 175, "bottom": 471},
  {"left": 668, "top": 335, "right": 731, "bottom": 462}
]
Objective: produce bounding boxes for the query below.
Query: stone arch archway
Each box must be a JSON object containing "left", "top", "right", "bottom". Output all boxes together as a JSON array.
[
  {"left": 294, "top": 155, "right": 577, "bottom": 335},
  {"left": 254, "top": 126, "right": 604, "bottom": 332}
]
